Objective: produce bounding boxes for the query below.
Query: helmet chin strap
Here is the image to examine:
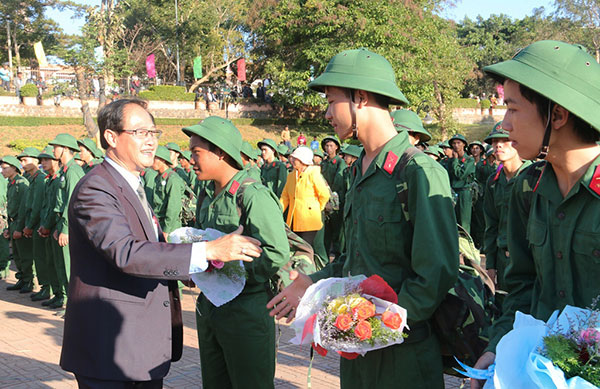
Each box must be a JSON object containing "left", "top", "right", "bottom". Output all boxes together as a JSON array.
[
  {"left": 536, "top": 101, "right": 553, "bottom": 160},
  {"left": 349, "top": 89, "right": 358, "bottom": 140}
]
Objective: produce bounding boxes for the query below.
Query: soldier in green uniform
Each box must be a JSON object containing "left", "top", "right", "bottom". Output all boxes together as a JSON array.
[
  {"left": 77, "top": 138, "right": 104, "bottom": 173},
  {"left": 49, "top": 133, "right": 85, "bottom": 309},
  {"left": 151, "top": 145, "right": 186, "bottom": 238},
  {"left": 268, "top": 48, "right": 458, "bottom": 389},
  {"left": 241, "top": 141, "right": 262, "bottom": 181},
  {"left": 166, "top": 141, "right": 190, "bottom": 185},
  {"left": 481, "top": 125, "right": 530, "bottom": 308},
  {"left": 18, "top": 147, "right": 51, "bottom": 300},
  {"left": 178, "top": 150, "right": 196, "bottom": 189},
  {"left": 277, "top": 144, "right": 292, "bottom": 171},
  {"left": 390, "top": 109, "right": 432, "bottom": 146},
  {"left": 320, "top": 135, "right": 347, "bottom": 259},
  {"left": 424, "top": 145, "right": 442, "bottom": 162},
  {"left": 469, "top": 140, "right": 487, "bottom": 248},
  {"left": 35, "top": 146, "right": 61, "bottom": 304},
  {"left": 447, "top": 133, "right": 476, "bottom": 233},
  {"left": 0, "top": 173, "right": 9, "bottom": 279},
  {"left": 182, "top": 116, "right": 290, "bottom": 389},
  {"left": 471, "top": 40, "right": 600, "bottom": 388},
  {"left": 2, "top": 156, "right": 34, "bottom": 292},
  {"left": 257, "top": 138, "right": 287, "bottom": 197},
  {"left": 313, "top": 148, "right": 324, "bottom": 165}
]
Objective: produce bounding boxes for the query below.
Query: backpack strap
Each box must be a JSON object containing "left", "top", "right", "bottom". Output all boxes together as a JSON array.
[
  {"left": 393, "top": 147, "right": 422, "bottom": 223},
  {"left": 522, "top": 161, "right": 546, "bottom": 214}
]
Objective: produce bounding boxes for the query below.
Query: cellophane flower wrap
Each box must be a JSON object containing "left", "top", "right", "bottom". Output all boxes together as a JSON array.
[
  {"left": 457, "top": 303, "right": 599, "bottom": 389},
  {"left": 290, "top": 274, "right": 408, "bottom": 359},
  {"left": 169, "top": 227, "right": 246, "bottom": 307}
]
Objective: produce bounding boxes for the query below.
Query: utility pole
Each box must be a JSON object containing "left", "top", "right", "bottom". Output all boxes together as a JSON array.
[{"left": 175, "top": 0, "right": 181, "bottom": 85}]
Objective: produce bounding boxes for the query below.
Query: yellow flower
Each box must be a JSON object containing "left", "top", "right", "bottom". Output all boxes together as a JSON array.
[{"left": 349, "top": 295, "right": 367, "bottom": 309}]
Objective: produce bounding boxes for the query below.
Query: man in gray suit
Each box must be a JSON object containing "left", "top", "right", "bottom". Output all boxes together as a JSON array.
[{"left": 60, "top": 98, "right": 262, "bottom": 388}]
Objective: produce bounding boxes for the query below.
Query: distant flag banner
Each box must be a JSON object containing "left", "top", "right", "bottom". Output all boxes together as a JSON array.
[
  {"left": 146, "top": 54, "right": 156, "bottom": 79},
  {"left": 33, "top": 42, "right": 48, "bottom": 67},
  {"left": 193, "top": 56, "right": 202, "bottom": 79},
  {"left": 237, "top": 58, "right": 246, "bottom": 81}
]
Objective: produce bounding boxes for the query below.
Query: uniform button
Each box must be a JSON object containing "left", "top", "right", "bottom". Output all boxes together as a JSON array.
[
  {"left": 593, "top": 249, "right": 600, "bottom": 257},
  {"left": 556, "top": 251, "right": 563, "bottom": 259},
  {"left": 557, "top": 212, "right": 565, "bottom": 220},
  {"left": 377, "top": 215, "right": 383, "bottom": 222},
  {"left": 558, "top": 290, "right": 566, "bottom": 298},
  {"left": 163, "top": 301, "right": 170, "bottom": 307}
]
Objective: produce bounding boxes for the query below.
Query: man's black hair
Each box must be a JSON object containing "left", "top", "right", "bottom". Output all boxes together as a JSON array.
[{"left": 97, "top": 98, "right": 155, "bottom": 149}]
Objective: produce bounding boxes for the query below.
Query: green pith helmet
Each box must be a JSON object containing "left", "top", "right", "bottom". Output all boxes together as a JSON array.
[
  {"left": 424, "top": 145, "right": 441, "bottom": 157},
  {"left": 390, "top": 109, "right": 432, "bottom": 142},
  {"left": 74, "top": 152, "right": 82, "bottom": 161},
  {"left": 313, "top": 148, "right": 324, "bottom": 158},
  {"left": 484, "top": 121, "right": 510, "bottom": 143},
  {"left": 340, "top": 143, "right": 348, "bottom": 153},
  {"left": 342, "top": 144, "right": 363, "bottom": 158},
  {"left": 257, "top": 138, "right": 279, "bottom": 157},
  {"left": 241, "top": 141, "right": 257, "bottom": 161},
  {"left": 155, "top": 145, "right": 173, "bottom": 165},
  {"left": 277, "top": 144, "right": 290, "bottom": 157},
  {"left": 468, "top": 140, "right": 485, "bottom": 152},
  {"left": 38, "top": 146, "right": 56, "bottom": 160},
  {"left": 439, "top": 140, "right": 451, "bottom": 149},
  {"left": 17, "top": 147, "right": 40, "bottom": 159},
  {"left": 77, "top": 138, "right": 103, "bottom": 158},
  {"left": 321, "top": 136, "right": 341, "bottom": 151},
  {"left": 1, "top": 156, "right": 22, "bottom": 173},
  {"left": 308, "top": 48, "right": 409, "bottom": 106},
  {"left": 484, "top": 40, "right": 600, "bottom": 133},
  {"left": 179, "top": 150, "right": 192, "bottom": 161},
  {"left": 486, "top": 147, "right": 495, "bottom": 157},
  {"left": 449, "top": 134, "right": 468, "bottom": 147},
  {"left": 49, "top": 133, "right": 80, "bottom": 152},
  {"left": 166, "top": 142, "right": 182, "bottom": 154},
  {"left": 182, "top": 116, "right": 243, "bottom": 169}
]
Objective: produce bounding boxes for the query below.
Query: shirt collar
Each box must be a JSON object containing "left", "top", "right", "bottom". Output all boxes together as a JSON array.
[{"left": 105, "top": 156, "right": 144, "bottom": 192}]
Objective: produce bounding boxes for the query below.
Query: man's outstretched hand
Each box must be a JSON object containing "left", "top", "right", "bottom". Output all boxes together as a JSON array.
[
  {"left": 205, "top": 226, "right": 262, "bottom": 263},
  {"left": 266, "top": 270, "right": 313, "bottom": 323}
]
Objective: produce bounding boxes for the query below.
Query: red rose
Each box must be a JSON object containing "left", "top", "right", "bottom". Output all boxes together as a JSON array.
[
  {"left": 381, "top": 311, "right": 402, "bottom": 330},
  {"left": 334, "top": 314, "right": 353, "bottom": 331},
  {"left": 352, "top": 301, "right": 376, "bottom": 321},
  {"left": 354, "top": 320, "right": 372, "bottom": 340},
  {"left": 312, "top": 342, "right": 328, "bottom": 357}
]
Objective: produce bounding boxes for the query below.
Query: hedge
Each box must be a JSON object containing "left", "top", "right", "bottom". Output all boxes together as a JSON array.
[
  {"left": 480, "top": 99, "right": 491, "bottom": 109},
  {"left": 0, "top": 117, "right": 84, "bottom": 126},
  {"left": 7, "top": 139, "right": 52, "bottom": 152},
  {"left": 451, "top": 98, "right": 480, "bottom": 109},
  {"left": 0, "top": 87, "right": 13, "bottom": 96},
  {"left": 139, "top": 85, "right": 196, "bottom": 101},
  {"left": 19, "top": 83, "right": 39, "bottom": 98}
]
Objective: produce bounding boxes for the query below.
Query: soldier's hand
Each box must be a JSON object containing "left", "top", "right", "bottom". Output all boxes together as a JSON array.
[
  {"left": 38, "top": 226, "right": 50, "bottom": 238},
  {"left": 205, "top": 226, "right": 262, "bottom": 263},
  {"left": 452, "top": 150, "right": 459, "bottom": 159},
  {"left": 12, "top": 231, "right": 22, "bottom": 240},
  {"left": 23, "top": 227, "right": 33, "bottom": 238},
  {"left": 267, "top": 270, "right": 313, "bottom": 323},
  {"left": 58, "top": 233, "right": 69, "bottom": 247},
  {"left": 470, "top": 351, "right": 495, "bottom": 389},
  {"left": 53, "top": 230, "right": 58, "bottom": 241},
  {"left": 3, "top": 229, "right": 9, "bottom": 239},
  {"left": 486, "top": 269, "right": 497, "bottom": 285}
]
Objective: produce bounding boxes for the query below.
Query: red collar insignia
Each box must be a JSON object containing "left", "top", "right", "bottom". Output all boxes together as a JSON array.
[
  {"left": 63, "top": 165, "right": 68, "bottom": 172},
  {"left": 162, "top": 171, "right": 169, "bottom": 179},
  {"left": 140, "top": 170, "right": 146, "bottom": 176},
  {"left": 272, "top": 162, "right": 276, "bottom": 167},
  {"left": 10, "top": 179, "right": 15, "bottom": 185},
  {"left": 590, "top": 165, "right": 600, "bottom": 196},
  {"left": 461, "top": 157, "right": 466, "bottom": 163},
  {"left": 45, "top": 174, "right": 51, "bottom": 179},
  {"left": 493, "top": 164, "right": 503, "bottom": 181},
  {"left": 383, "top": 151, "right": 399, "bottom": 175},
  {"left": 229, "top": 180, "right": 240, "bottom": 195},
  {"left": 483, "top": 160, "right": 487, "bottom": 165}
]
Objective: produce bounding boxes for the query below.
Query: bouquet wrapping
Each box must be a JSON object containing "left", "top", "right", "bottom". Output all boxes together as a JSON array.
[
  {"left": 169, "top": 227, "right": 246, "bottom": 307},
  {"left": 456, "top": 305, "right": 599, "bottom": 388},
  {"left": 290, "top": 274, "right": 408, "bottom": 359}
]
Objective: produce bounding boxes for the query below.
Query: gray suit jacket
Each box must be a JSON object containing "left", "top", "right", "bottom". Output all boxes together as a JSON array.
[{"left": 60, "top": 161, "right": 192, "bottom": 381}]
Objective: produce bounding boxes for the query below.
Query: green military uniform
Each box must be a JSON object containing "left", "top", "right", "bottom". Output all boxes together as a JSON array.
[
  {"left": 4, "top": 156, "right": 34, "bottom": 291},
  {"left": 0, "top": 175, "right": 9, "bottom": 277},
  {"left": 166, "top": 142, "right": 190, "bottom": 186},
  {"left": 50, "top": 134, "right": 85, "bottom": 307},
  {"left": 152, "top": 145, "right": 186, "bottom": 234},
  {"left": 179, "top": 150, "right": 196, "bottom": 190},
  {"left": 183, "top": 117, "right": 290, "bottom": 389},
  {"left": 39, "top": 167, "right": 62, "bottom": 306},
  {"left": 468, "top": 141, "right": 487, "bottom": 248},
  {"left": 241, "top": 141, "right": 262, "bottom": 182},
  {"left": 141, "top": 167, "right": 159, "bottom": 208},
  {"left": 320, "top": 136, "right": 347, "bottom": 259},
  {"left": 447, "top": 134, "right": 476, "bottom": 233},
  {"left": 24, "top": 167, "right": 49, "bottom": 298},
  {"left": 390, "top": 109, "right": 432, "bottom": 144},
  {"left": 307, "top": 48, "right": 459, "bottom": 389},
  {"left": 257, "top": 139, "right": 288, "bottom": 197},
  {"left": 483, "top": 41, "right": 600, "bottom": 354}
]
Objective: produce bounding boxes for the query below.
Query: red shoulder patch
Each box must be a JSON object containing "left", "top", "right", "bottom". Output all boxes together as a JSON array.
[
  {"left": 383, "top": 151, "right": 399, "bottom": 175},
  {"left": 589, "top": 165, "right": 600, "bottom": 196},
  {"left": 229, "top": 180, "right": 240, "bottom": 195}
]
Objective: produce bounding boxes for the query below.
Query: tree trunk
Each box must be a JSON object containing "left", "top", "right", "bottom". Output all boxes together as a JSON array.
[
  {"left": 98, "top": 77, "right": 106, "bottom": 109},
  {"left": 187, "top": 57, "right": 240, "bottom": 93},
  {"left": 75, "top": 67, "right": 99, "bottom": 138},
  {"left": 433, "top": 81, "right": 448, "bottom": 140}
]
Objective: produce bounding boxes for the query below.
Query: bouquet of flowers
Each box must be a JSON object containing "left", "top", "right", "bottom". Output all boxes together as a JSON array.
[
  {"left": 456, "top": 300, "right": 600, "bottom": 389},
  {"left": 169, "top": 227, "right": 246, "bottom": 307},
  {"left": 290, "top": 274, "right": 408, "bottom": 359}
]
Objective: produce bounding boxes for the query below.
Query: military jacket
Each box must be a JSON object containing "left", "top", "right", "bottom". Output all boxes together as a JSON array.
[
  {"left": 24, "top": 169, "right": 47, "bottom": 230},
  {"left": 196, "top": 169, "right": 289, "bottom": 293},
  {"left": 260, "top": 160, "right": 288, "bottom": 198},
  {"left": 447, "top": 155, "right": 475, "bottom": 190},
  {"left": 321, "top": 154, "right": 347, "bottom": 194},
  {"left": 243, "top": 164, "right": 262, "bottom": 182},
  {"left": 0, "top": 177, "right": 7, "bottom": 229},
  {"left": 152, "top": 168, "right": 186, "bottom": 234},
  {"left": 310, "top": 133, "right": 459, "bottom": 324},
  {"left": 488, "top": 157, "right": 600, "bottom": 352},
  {"left": 7, "top": 174, "right": 29, "bottom": 231},
  {"left": 482, "top": 161, "right": 531, "bottom": 268},
  {"left": 476, "top": 159, "right": 497, "bottom": 187},
  {"left": 40, "top": 173, "right": 61, "bottom": 232},
  {"left": 175, "top": 166, "right": 191, "bottom": 187},
  {"left": 54, "top": 158, "right": 85, "bottom": 234},
  {"left": 83, "top": 158, "right": 104, "bottom": 174}
]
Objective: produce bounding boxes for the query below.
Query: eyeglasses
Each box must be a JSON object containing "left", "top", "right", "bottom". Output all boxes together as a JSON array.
[{"left": 118, "top": 127, "right": 163, "bottom": 140}]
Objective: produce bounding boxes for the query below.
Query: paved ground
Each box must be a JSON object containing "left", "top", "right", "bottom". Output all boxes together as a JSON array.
[{"left": 0, "top": 266, "right": 467, "bottom": 388}]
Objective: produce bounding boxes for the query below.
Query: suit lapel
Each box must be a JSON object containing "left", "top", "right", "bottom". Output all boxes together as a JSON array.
[{"left": 101, "top": 162, "right": 158, "bottom": 242}]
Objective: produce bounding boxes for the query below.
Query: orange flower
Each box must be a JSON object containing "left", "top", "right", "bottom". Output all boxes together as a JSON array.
[
  {"left": 352, "top": 300, "right": 376, "bottom": 321},
  {"left": 334, "top": 314, "right": 353, "bottom": 331},
  {"left": 354, "top": 320, "right": 372, "bottom": 340},
  {"left": 381, "top": 311, "right": 402, "bottom": 330}
]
